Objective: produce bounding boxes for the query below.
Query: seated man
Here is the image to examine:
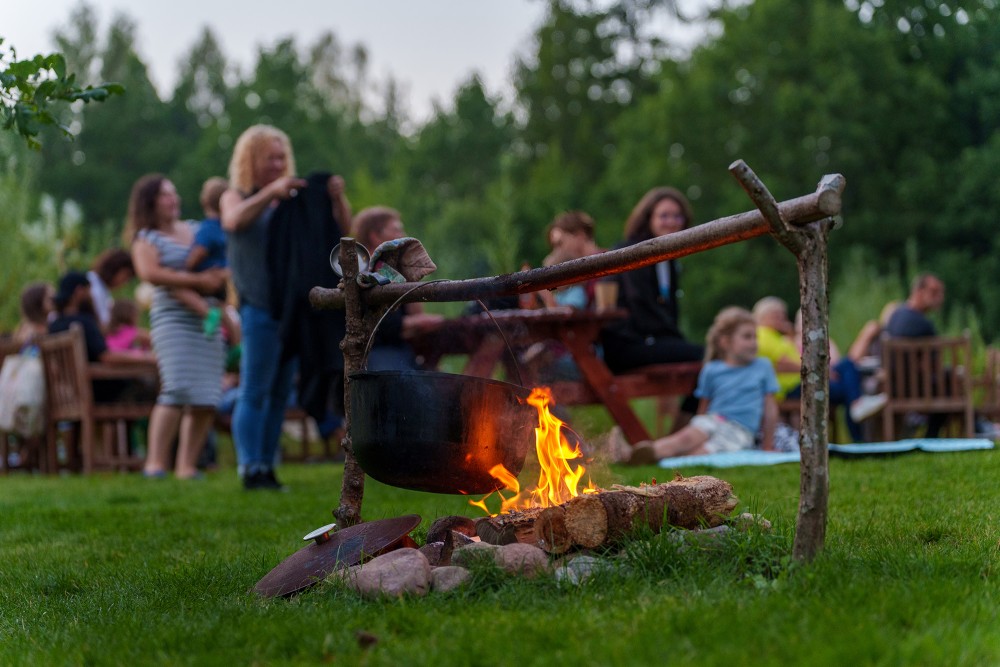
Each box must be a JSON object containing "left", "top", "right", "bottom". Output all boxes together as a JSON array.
[
  {"left": 753, "top": 296, "right": 885, "bottom": 442},
  {"left": 886, "top": 273, "right": 944, "bottom": 339},
  {"left": 885, "top": 272, "right": 948, "bottom": 437},
  {"left": 48, "top": 271, "right": 156, "bottom": 402}
]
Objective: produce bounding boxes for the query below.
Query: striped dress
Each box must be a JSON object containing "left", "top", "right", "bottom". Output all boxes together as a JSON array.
[{"left": 138, "top": 225, "right": 224, "bottom": 407}]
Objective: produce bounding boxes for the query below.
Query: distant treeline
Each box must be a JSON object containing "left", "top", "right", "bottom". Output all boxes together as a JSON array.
[{"left": 3, "top": 0, "right": 999, "bottom": 342}]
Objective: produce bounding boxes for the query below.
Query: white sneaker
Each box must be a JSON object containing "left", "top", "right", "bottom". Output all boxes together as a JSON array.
[{"left": 850, "top": 393, "right": 888, "bottom": 422}]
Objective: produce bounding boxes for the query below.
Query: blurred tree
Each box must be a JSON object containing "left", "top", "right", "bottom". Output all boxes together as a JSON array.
[
  {"left": 41, "top": 11, "right": 171, "bottom": 240},
  {"left": 602, "top": 0, "right": 1000, "bottom": 336},
  {"left": 389, "top": 75, "right": 516, "bottom": 280},
  {"left": 169, "top": 27, "right": 236, "bottom": 207},
  {"left": 510, "top": 0, "right": 698, "bottom": 264}
]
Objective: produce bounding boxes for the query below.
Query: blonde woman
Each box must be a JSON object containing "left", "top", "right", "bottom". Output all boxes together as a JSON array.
[{"left": 221, "top": 124, "right": 350, "bottom": 491}]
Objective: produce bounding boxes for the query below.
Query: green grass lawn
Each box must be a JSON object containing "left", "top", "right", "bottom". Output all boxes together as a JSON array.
[{"left": 2, "top": 449, "right": 999, "bottom": 666}]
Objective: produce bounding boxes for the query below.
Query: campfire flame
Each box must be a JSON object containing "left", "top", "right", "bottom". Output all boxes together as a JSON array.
[{"left": 470, "top": 387, "right": 595, "bottom": 515}]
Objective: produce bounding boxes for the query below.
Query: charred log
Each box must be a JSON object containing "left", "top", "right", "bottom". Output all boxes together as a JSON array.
[
  {"left": 475, "top": 507, "right": 546, "bottom": 545},
  {"left": 536, "top": 475, "right": 738, "bottom": 552}
]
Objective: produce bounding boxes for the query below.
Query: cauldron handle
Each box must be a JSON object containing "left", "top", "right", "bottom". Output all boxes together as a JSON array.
[{"left": 362, "top": 281, "right": 525, "bottom": 387}]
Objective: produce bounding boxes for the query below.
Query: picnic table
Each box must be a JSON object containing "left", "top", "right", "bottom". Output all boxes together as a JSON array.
[{"left": 407, "top": 306, "right": 701, "bottom": 444}]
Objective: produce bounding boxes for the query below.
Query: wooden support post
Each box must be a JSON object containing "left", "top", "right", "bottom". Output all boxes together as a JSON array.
[
  {"left": 729, "top": 160, "right": 844, "bottom": 561},
  {"left": 332, "top": 238, "right": 386, "bottom": 527}
]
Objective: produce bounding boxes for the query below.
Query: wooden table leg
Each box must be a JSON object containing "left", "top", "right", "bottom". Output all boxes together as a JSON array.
[
  {"left": 560, "top": 333, "right": 652, "bottom": 445},
  {"left": 463, "top": 334, "right": 506, "bottom": 379}
]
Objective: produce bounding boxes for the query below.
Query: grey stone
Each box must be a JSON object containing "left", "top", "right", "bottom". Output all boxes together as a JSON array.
[
  {"left": 451, "top": 541, "right": 500, "bottom": 567},
  {"left": 418, "top": 542, "right": 446, "bottom": 567},
  {"left": 450, "top": 530, "right": 477, "bottom": 547},
  {"left": 496, "top": 543, "right": 549, "bottom": 578},
  {"left": 430, "top": 566, "right": 471, "bottom": 592},
  {"left": 353, "top": 548, "right": 430, "bottom": 599},
  {"left": 554, "top": 554, "right": 605, "bottom": 585},
  {"left": 733, "top": 512, "right": 773, "bottom": 532}
]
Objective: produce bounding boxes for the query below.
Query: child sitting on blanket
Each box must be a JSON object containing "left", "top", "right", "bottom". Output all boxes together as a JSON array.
[{"left": 628, "top": 306, "right": 780, "bottom": 464}]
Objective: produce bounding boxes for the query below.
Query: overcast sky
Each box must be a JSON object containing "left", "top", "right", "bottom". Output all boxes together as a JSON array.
[{"left": 4, "top": 0, "right": 547, "bottom": 122}]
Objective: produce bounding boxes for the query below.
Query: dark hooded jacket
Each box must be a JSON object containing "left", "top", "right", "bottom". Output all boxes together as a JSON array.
[{"left": 266, "top": 171, "right": 346, "bottom": 419}]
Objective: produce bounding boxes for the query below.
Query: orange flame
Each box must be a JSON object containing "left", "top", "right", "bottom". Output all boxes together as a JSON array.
[{"left": 470, "top": 387, "right": 596, "bottom": 515}]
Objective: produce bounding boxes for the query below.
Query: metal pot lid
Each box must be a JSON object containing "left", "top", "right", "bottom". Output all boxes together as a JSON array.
[{"left": 254, "top": 514, "right": 422, "bottom": 598}]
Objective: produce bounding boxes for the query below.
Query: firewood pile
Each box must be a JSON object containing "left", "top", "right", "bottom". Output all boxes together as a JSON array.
[{"left": 329, "top": 474, "right": 771, "bottom": 599}]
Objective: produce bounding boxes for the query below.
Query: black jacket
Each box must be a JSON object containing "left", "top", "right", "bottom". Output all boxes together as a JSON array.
[
  {"left": 605, "top": 252, "right": 683, "bottom": 343},
  {"left": 267, "top": 171, "right": 346, "bottom": 419}
]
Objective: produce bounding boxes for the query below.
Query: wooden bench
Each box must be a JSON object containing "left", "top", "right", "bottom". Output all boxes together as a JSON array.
[
  {"left": 880, "top": 333, "right": 974, "bottom": 440},
  {"left": 548, "top": 361, "right": 702, "bottom": 442}
]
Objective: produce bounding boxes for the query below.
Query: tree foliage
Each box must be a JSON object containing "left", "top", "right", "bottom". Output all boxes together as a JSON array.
[
  {"left": 2, "top": 0, "right": 1000, "bottom": 341},
  {"left": 0, "top": 38, "right": 123, "bottom": 149}
]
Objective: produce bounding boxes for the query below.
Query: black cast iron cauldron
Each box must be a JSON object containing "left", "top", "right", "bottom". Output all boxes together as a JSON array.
[{"left": 349, "top": 369, "right": 536, "bottom": 494}]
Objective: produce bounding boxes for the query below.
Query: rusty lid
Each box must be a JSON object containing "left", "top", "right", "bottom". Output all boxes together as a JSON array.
[{"left": 254, "top": 514, "right": 422, "bottom": 598}]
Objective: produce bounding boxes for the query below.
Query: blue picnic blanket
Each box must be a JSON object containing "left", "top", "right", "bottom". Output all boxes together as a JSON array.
[{"left": 656, "top": 439, "right": 995, "bottom": 469}]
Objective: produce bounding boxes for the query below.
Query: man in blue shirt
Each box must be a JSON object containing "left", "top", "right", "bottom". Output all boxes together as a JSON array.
[
  {"left": 885, "top": 272, "right": 947, "bottom": 436},
  {"left": 886, "top": 273, "right": 944, "bottom": 338}
]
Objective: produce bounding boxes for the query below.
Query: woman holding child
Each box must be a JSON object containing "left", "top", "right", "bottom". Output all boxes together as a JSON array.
[{"left": 126, "top": 174, "right": 229, "bottom": 480}]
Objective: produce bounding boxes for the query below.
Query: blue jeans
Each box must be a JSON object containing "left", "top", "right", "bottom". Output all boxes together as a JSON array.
[
  {"left": 789, "top": 357, "right": 865, "bottom": 441},
  {"left": 233, "top": 304, "right": 296, "bottom": 472}
]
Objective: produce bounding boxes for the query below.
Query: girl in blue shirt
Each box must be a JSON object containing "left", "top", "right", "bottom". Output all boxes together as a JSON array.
[{"left": 628, "top": 307, "right": 780, "bottom": 464}]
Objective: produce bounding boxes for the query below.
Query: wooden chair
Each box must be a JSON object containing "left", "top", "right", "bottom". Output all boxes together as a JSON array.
[
  {"left": 36, "top": 327, "right": 156, "bottom": 473},
  {"left": 880, "top": 334, "right": 975, "bottom": 441},
  {"left": 974, "top": 346, "right": 1000, "bottom": 423}
]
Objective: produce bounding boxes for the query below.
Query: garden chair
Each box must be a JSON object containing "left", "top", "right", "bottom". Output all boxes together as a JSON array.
[
  {"left": 880, "top": 333, "right": 974, "bottom": 441},
  {"left": 36, "top": 327, "right": 156, "bottom": 473},
  {"left": 974, "top": 346, "right": 1000, "bottom": 424}
]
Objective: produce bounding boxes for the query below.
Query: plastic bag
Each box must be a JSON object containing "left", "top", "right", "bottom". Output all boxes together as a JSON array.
[{"left": 0, "top": 352, "right": 46, "bottom": 437}]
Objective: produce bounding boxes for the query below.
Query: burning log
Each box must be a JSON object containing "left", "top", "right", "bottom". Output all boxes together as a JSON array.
[
  {"left": 534, "top": 475, "right": 738, "bottom": 553},
  {"left": 534, "top": 506, "right": 573, "bottom": 554},
  {"left": 475, "top": 507, "right": 546, "bottom": 545}
]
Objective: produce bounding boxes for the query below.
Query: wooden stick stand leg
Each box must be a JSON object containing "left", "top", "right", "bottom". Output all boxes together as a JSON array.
[
  {"left": 730, "top": 161, "right": 839, "bottom": 561},
  {"left": 332, "top": 238, "right": 384, "bottom": 527}
]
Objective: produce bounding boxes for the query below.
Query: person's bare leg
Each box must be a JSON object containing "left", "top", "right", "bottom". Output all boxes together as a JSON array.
[
  {"left": 630, "top": 425, "right": 710, "bottom": 464},
  {"left": 144, "top": 405, "right": 182, "bottom": 475},
  {"left": 650, "top": 425, "right": 711, "bottom": 458},
  {"left": 175, "top": 407, "right": 214, "bottom": 478}
]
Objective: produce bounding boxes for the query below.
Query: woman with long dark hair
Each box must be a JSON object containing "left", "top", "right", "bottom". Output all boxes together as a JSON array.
[
  {"left": 602, "top": 187, "right": 704, "bottom": 373},
  {"left": 126, "top": 174, "right": 228, "bottom": 479}
]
